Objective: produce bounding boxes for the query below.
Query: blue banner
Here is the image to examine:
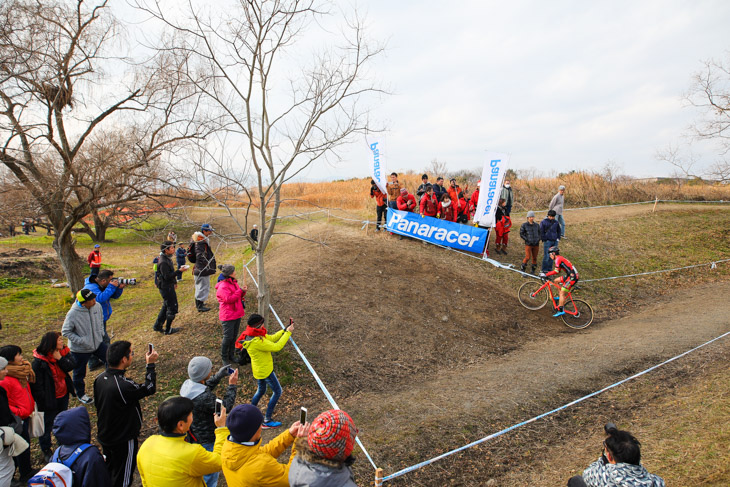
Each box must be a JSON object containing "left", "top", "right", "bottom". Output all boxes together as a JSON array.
[{"left": 386, "top": 209, "right": 488, "bottom": 253}]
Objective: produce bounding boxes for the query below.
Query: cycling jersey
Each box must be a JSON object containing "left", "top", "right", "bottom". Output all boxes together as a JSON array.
[{"left": 546, "top": 255, "right": 579, "bottom": 290}]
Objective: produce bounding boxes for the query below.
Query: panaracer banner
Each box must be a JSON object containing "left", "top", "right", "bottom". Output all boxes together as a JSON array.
[
  {"left": 474, "top": 152, "right": 510, "bottom": 227},
  {"left": 387, "top": 209, "right": 489, "bottom": 253},
  {"left": 367, "top": 135, "right": 387, "bottom": 194}
]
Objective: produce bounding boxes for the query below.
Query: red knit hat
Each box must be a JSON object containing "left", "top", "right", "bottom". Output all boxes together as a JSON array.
[{"left": 307, "top": 409, "right": 358, "bottom": 461}]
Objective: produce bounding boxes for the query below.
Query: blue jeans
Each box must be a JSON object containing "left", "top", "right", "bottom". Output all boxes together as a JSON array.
[
  {"left": 557, "top": 214, "right": 565, "bottom": 237},
  {"left": 251, "top": 372, "right": 282, "bottom": 420},
  {"left": 542, "top": 240, "right": 557, "bottom": 273},
  {"left": 71, "top": 343, "right": 108, "bottom": 397},
  {"left": 201, "top": 442, "right": 220, "bottom": 487},
  {"left": 39, "top": 394, "right": 70, "bottom": 452}
]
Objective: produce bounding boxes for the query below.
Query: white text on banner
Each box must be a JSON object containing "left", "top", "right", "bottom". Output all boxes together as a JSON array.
[
  {"left": 474, "top": 152, "right": 510, "bottom": 227},
  {"left": 367, "top": 136, "right": 388, "bottom": 194}
]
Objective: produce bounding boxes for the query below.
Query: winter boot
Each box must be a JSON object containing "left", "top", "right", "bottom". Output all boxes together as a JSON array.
[
  {"left": 502, "top": 245, "right": 508, "bottom": 255},
  {"left": 196, "top": 299, "right": 211, "bottom": 312},
  {"left": 531, "top": 264, "right": 537, "bottom": 274},
  {"left": 520, "top": 262, "right": 527, "bottom": 272}
]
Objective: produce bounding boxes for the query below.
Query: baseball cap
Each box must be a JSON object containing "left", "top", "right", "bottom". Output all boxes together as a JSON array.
[{"left": 76, "top": 289, "right": 96, "bottom": 303}]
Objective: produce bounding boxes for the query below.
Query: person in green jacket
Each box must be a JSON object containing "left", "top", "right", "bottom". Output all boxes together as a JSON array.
[{"left": 234, "top": 314, "right": 293, "bottom": 428}]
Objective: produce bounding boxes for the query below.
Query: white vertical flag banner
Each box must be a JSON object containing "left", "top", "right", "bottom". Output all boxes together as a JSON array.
[
  {"left": 367, "top": 135, "right": 388, "bottom": 194},
  {"left": 474, "top": 152, "right": 510, "bottom": 227}
]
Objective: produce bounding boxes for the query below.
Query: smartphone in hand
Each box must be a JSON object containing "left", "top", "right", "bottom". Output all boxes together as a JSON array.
[
  {"left": 148, "top": 343, "right": 153, "bottom": 354},
  {"left": 215, "top": 399, "right": 223, "bottom": 416},
  {"left": 300, "top": 407, "right": 307, "bottom": 425}
]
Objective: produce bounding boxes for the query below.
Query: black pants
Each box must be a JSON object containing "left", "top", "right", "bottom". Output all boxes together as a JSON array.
[
  {"left": 567, "top": 475, "right": 587, "bottom": 487},
  {"left": 221, "top": 318, "right": 241, "bottom": 364},
  {"left": 376, "top": 204, "right": 387, "bottom": 229},
  {"left": 102, "top": 438, "right": 138, "bottom": 487},
  {"left": 154, "top": 286, "right": 178, "bottom": 331},
  {"left": 13, "top": 418, "right": 31, "bottom": 476}
]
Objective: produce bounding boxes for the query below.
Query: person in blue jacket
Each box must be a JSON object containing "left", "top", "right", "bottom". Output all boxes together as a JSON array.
[
  {"left": 52, "top": 406, "right": 112, "bottom": 487},
  {"left": 175, "top": 242, "right": 188, "bottom": 281},
  {"left": 83, "top": 269, "right": 125, "bottom": 370}
]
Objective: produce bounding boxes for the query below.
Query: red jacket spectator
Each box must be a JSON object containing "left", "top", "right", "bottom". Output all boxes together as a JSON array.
[
  {"left": 370, "top": 188, "right": 386, "bottom": 206},
  {"left": 457, "top": 194, "right": 469, "bottom": 217},
  {"left": 469, "top": 188, "right": 480, "bottom": 219},
  {"left": 87, "top": 249, "right": 101, "bottom": 268},
  {"left": 439, "top": 200, "right": 457, "bottom": 222},
  {"left": 419, "top": 193, "right": 438, "bottom": 217},
  {"left": 396, "top": 189, "right": 417, "bottom": 212},
  {"left": 447, "top": 183, "right": 461, "bottom": 204},
  {"left": 0, "top": 375, "right": 35, "bottom": 419}
]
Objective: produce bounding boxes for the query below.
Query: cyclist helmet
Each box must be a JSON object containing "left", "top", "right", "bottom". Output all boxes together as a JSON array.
[{"left": 548, "top": 246, "right": 560, "bottom": 255}]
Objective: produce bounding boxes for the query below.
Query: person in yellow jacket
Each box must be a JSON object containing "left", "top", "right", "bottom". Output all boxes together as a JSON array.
[
  {"left": 221, "top": 404, "right": 309, "bottom": 487},
  {"left": 234, "top": 314, "right": 293, "bottom": 428},
  {"left": 137, "top": 396, "right": 228, "bottom": 487}
]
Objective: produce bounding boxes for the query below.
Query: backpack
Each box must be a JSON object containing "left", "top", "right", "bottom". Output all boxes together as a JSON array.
[
  {"left": 27, "top": 443, "right": 92, "bottom": 487},
  {"left": 153, "top": 256, "right": 160, "bottom": 287},
  {"left": 186, "top": 241, "right": 197, "bottom": 264}
]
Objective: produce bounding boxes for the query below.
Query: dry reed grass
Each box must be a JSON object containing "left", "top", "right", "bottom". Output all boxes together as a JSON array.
[{"left": 275, "top": 172, "right": 730, "bottom": 214}]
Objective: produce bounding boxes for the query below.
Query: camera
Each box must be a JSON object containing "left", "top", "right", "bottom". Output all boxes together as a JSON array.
[{"left": 116, "top": 278, "right": 137, "bottom": 285}]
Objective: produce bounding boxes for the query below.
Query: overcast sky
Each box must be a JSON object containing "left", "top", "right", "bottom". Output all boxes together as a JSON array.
[{"left": 300, "top": 0, "right": 730, "bottom": 180}]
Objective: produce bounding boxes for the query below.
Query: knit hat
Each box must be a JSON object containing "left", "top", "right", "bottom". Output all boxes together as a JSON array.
[
  {"left": 187, "top": 357, "right": 213, "bottom": 383},
  {"left": 227, "top": 404, "right": 263, "bottom": 442},
  {"left": 76, "top": 289, "right": 96, "bottom": 303},
  {"left": 307, "top": 409, "right": 358, "bottom": 462},
  {"left": 527, "top": 211, "right": 535, "bottom": 218},
  {"left": 247, "top": 314, "right": 265, "bottom": 327},
  {"left": 0, "top": 357, "right": 7, "bottom": 370},
  {"left": 558, "top": 185, "right": 565, "bottom": 190},
  {"left": 220, "top": 264, "right": 235, "bottom": 277},
  {"left": 399, "top": 188, "right": 407, "bottom": 195}
]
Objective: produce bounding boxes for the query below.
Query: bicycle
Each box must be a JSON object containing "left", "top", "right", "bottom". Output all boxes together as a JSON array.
[{"left": 517, "top": 277, "right": 594, "bottom": 329}]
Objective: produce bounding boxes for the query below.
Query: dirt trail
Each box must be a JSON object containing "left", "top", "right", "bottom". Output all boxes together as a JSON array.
[{"left": 345, "top": 280, "right": 730, "bottom": 465}]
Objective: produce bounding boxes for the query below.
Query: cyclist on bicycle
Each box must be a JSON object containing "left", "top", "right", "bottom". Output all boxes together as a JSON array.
[{"left": 540, "top": 246, "right": 579, "bottom": 317}]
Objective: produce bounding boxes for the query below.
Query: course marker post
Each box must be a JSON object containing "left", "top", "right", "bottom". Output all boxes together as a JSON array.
[
  {"left": 652, "top": 196, "right": 659, "bottom": 213},
  {"left": 375, "top": 468, "right": 383, "bottom": 486}
]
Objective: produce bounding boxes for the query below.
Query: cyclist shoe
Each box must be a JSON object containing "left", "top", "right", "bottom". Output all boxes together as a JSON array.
[
  {"left": 553, "top": 296, "right": 560, "bottom": 301},
  {"left": 262, "top": 419, "right": 282, "bottom": 429},
  {"left": 78, "top": 394, "right": 94, "bottom": 405},
  {"left": 552, "top": 310, "right": 566, "bottom": 317}
]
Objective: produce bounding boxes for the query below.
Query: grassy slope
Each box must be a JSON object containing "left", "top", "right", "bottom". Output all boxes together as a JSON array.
[{"left": 0, "top": 207, "right": 729, "bottom": 485}]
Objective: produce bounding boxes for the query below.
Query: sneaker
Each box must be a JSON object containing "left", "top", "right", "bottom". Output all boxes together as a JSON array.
[
  {"left": 520, "top": 263, "right": 526, "bottom": 272},
  {"left": 165, "top": 327, "right": 181, "bottom": 335},
  {"left": 553, "top": 296, "right": 560, "bottom": 301},
  {"left": 538, "top": 272, "right": 547, "bottom": 278},
  {"left": 153, "top": 327, "right": 164, "bottom": 333},
  {"left": 78, "top": 394, "right": 94, "bottom": 405},
  {"left": 552, "top": 310, "right": 566, "bottom": 317},
  {"left": 262, "top": 419, "right": 282, "bottom": 429}
]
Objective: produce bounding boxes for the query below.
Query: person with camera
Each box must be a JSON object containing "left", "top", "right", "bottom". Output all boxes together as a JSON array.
[
  {"left": 137, "top": 396, "right": 228, "bottom": 487},
  {"left": 94, "top": 341, "right": 158, "bottom": 487},
  {"left": 235, "top": 314, "right": 293, "bottom": 429},
  {"left": 83, "top": 269, "right": 126, "bottom": 370},
  {"left": 180, "top": 357, "right": 238, "bottom": 487},
  {"left": 62, "top": 289, "right": 106, "bottom": 405},
  {"left": 568, "top": 423, "right": 665, "bottom": 487},
  {"left": 154, "top": 241, "right": 180, "bottom": 335},
  {"left": 193, "top": 224, "right": 217, "bottom": 312},
  {"left": 369, "top": 180, "right": 387, "bottom": 231},
  {"left": 385, "top": 172, "right": 401, "bottom": 210}
]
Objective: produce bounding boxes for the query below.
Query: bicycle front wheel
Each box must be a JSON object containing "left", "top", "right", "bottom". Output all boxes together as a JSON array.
[
  {"left": 561, "top": 299, "right": 594, "bottom": 329},
  {"left": 518, "top": 281, "right": 548, "bottom": 310}
]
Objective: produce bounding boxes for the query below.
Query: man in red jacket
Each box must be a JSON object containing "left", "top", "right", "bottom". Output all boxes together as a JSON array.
[
  {"left": 87, "top": 244, "right": 102, "bottom": 279},
  {"left": 396, "top": 188, "right": 416, "bottom": 212},
  {"left": 419, "top": 185, "right": 438, "bottom": 217}
]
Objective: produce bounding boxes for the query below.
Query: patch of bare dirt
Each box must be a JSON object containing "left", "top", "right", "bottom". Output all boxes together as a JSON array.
[{"left": 0, "top": 247, "right": 63, "bottom": 279}]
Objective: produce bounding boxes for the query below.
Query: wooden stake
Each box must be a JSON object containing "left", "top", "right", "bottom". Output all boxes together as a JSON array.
[
  {"left": 652, "top": 196, "right": 659, "bottom": 213},
  {"left": 374, "top": 468, "right": 383, "bottom": 487}
]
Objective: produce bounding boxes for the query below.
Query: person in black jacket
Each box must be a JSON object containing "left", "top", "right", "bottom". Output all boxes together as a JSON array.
[
  {"left": 93, "top": 340, "right": 158, "bottom": 487},
  {"left": 193, "top": 224, "right": 217, "bottom": 312},
  {"left": 519, "top": 211, "right": 541, "bottom": 274},
  {"left": 153, "top": 241, "right": 180, "bottom": 335},
  {"left": 52, "top": 406, "right": 112, "bottom": 487},
  {"left": 179, "top": 356, "right": 237, "bottom": 487},
  {"left": 30, "top": 332, "right": 75, "bottom": 461}
]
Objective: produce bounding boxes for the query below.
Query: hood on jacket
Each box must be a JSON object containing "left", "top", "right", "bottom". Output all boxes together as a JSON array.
[
  {"left": 289, "top": 439, "right": 355, "bottom": 487},
  {"left": 180, "top": 379, "right": 207, "bottom": 400},
  {"left": 53, "top": 406, "right": 91, "bottom": 445},
  {"left": 606, "top": 463, "right": 663, "bottom": 485},
  {"left": 192, "top": 231, "right": 207, "bottom": 242}
]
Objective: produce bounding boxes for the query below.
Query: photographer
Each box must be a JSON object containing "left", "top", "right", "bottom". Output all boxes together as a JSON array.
[
  {"left": 83, "top": 269, "right": 125, "bottom": 370},
  {"left": 568, "top": 423, "right": 665, "bottom": 487},
  {"left": 154, "top": 241, "right": 180, "bottom": 335},
  {"left": 369, "top": 180, "right": 387, "bottom": 231}
]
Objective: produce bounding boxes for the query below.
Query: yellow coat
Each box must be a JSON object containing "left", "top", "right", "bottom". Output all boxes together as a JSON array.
[
  {"left": 221, "top": 429, "right": 297, "bottom": 487},
  {"left": 242, "top": 330, "right": 292, "bottom": 379},
  {"left": 137, "top": 427, "right": 228, "bottom": 487}
]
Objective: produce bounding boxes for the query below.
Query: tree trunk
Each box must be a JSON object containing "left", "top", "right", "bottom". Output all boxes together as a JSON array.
[
  {"left": 255, "top": 247, "right": 270, "bottom": 322},
  {"left": 52, "top": 231, "right": 84, "bottom": 294},
  {"left": 93, "top": 214, "right": 109, "bottom": 242}
]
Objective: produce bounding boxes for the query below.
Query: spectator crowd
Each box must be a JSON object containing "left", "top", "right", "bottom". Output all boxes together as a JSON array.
[{"left": 372, "top": 173, "right": 569, "bottom": 274}]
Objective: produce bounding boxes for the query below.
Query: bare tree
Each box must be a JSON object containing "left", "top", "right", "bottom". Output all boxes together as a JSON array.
[
  {"left": 0, "top": 0, "right": 206, "bottom": 292},
  {"left": 655, "top": 144, "right": 701, "bottom": 189},
  {"left": 426, "top": 158, "right": 448, "bottom": 178},
  {"left": 138, "top": 0, "right": 385, "bottom": 316}
]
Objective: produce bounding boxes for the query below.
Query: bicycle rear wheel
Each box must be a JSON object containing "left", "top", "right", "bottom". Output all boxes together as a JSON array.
[
  {"left": 561, "top": 298, "right": 594, "bottom": 329},
  {"left": 518, "top": 281, "right": 548, "bottom": 310}
]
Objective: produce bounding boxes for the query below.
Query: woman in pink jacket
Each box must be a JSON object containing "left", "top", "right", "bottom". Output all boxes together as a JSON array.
[{"left": 215, "top": 264, "right": 247, "bottom": 365}]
